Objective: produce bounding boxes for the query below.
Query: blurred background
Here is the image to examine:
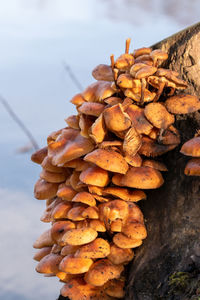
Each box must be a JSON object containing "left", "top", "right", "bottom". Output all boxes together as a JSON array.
[{"left": 0, "top": 0, "right": 199, "bottom": 299}]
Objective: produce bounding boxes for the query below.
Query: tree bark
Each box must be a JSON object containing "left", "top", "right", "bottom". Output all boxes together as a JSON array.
[
  {"left": 58, "top": 22, "right": 200, "bottom": 300},
  {"left": 126, "top": 22, "right": 200, "bottom": 300}
]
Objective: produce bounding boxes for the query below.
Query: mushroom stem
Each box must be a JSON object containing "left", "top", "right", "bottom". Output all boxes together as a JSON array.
[
  {"left": 140, "top": 78, "right": 146, "bottom": 105},
  {"left": 158, "top": 128, "right": 165, "bottom": 144},
  {"left": 125, "top": 38, "right": 131, "bottom": 54},
  {"left": 110, "top": 54, "right": 115, "bottom": 71},
  {"left": 153, "top": 82, "right": 165, "bottom": 102}
]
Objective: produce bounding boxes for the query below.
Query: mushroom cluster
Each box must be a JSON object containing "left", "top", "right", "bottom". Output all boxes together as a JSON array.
[
  {"left": 180, "top": 131, "right": 200, "bottom": 176},
  {"left": 32, "top": 39, "right": 200, "bottom": 300}
]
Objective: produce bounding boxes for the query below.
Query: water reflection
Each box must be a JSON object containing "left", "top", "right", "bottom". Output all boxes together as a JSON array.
[{"left": 101, "top": 0, "right": 200, "bottom": 25}]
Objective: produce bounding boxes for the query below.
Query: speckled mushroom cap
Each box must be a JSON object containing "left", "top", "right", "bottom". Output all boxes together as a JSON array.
[{"left": 32, "top": 38, "right": 198, "bottom": 299}]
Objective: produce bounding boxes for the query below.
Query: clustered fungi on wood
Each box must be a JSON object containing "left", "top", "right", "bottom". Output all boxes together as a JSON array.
[{"left": 31, "top": 38, "right": 200, "bottom": 300}]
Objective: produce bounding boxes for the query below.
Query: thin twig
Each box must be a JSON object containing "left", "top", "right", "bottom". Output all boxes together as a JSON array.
[
  {"left": 63, "top": 62, "right": 83, "bottom": 91},
  {"left": 0, "top": 94, "right": 39, "bottom": 151}
]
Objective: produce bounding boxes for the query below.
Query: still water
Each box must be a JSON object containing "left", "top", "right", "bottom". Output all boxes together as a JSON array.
[{"left": 0, "top": 0, "right": 199, "bottom": 299}]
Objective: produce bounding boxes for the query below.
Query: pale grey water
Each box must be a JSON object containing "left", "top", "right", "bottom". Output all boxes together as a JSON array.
[{"left": 0, "top": 0, "right": 199, "bottom": 299}]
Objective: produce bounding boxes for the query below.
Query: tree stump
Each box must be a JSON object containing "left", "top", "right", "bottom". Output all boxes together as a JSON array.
[{"left": 58, "top": 22, "right": 200, "bottom": 300}]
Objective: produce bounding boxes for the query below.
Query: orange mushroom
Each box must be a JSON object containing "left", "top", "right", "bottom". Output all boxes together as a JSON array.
[
  {"left": 180, "top": 136, "right": 200, "bottom": 157},
  {"left": 75, "top": 238, "right": 110, "bottom": 259},
  {"left": 184, "top": 158, "right": 200, "bottom": 176},
  {"left": 84, "top": 259, "right": 124, "bottom": 286},
  {"left": 31, "top": 146, "right": 48, "bottom": 164},
  {"left": 165, "top": 94, "right": 200, "bottom": 114},
  {"left": 103, "top": 103, "right": 131, "bottom": 132},
  {"left": 80, "top": 166, "right": 110, "bottom": 187},
  {"left": 92, "top": 64, "right": 114, "bottom": 81},
  {"left": 107, "top": 243, "right": 134, "bottom": 265},
  {"left": 84, "top": 149, "right": 128, "bottom": 174},
  {"left": 59, "top": 254, "right": 93, "bottom": 274},
  {"left": 61, "top": 228, "right": 98, "bottom": 246},
  {"left": 120, "top": 166, "right": 164, "bottom": 189},
  {"left": 36, "top": 253, "right": 62, "bottom": 274}
]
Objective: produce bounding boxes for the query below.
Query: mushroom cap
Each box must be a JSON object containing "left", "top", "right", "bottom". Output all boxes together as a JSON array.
[
  {"left": 47, "top": 128, "right": 64, "bottom": 144},
  {"left": 88, "top": 185, "right": 104, "bottom": 196},
  {"left": 142, "top": 159, "right": 168, "bottom": 171},
  {"left": 161, "top": 126, "right": 180, "bottom": 145},
  {"left": 89, "top": 219, "right": 106, "bottom": 232},
  {"left": 113, "top": 233, "right": 142, "bottom": 249},
  {"left": 63, "top": 158, "right": 89, "bottom": 171},
  {"left": 56, "top": 272, "right": 77, "bottom": 283},
  {"left": 82, "top": 81, "right": 115, "bottom": 103},
  {"left": 127, "top": 202, "right": 144, "bottom": 224},
  {"left": 41, "top": 156, "right": 64, "bottom": 173},
  {"left": 82, "top": 206, "right": 99, "bottom": 219},
  {"left": 51, "top": 220, "right": 75, "bottom": 245},
  {"left": 122, "top": 221, "right": 147, "bottom": 240},
  {"left": 115, "top": 53, "right": 134, "bottom": 70},
  {"left": 65, "top": 115, "right": 80, "bottom": 129},
  {"left": 133, "top": 47, "right": 152, "bottom": 58},
  {"left": 69, "top": 171, "right": 86, "bottom": 191},
  {"left": 134, "top": 54, "right": 153, "bottom": 65},
  {"left": 70, "top": 93, "right": 85, "bottom": 106},
  {"left": 100, "top": 200, "right": 129, "bottom": 224},
  {"left": 135, "top": 65, "right": 157, "bottom": 79},
  {"left": 59, "top": 254, "right": 93, "bottom": 274},
  {"left": 92, "top": 64, "right": 114, "bottom": 81},
  {"left": 104, "top": 97, "right": 123, "bottom": 106},
  {"left": 79, "top": 114, "right": 94, "bottom": 138},
  {"left": 107, "top": 243, "right": 134, "bottom": 265},
  {"left": 33, "top": 247, "right": 52, "bottom": 261},
  {"left": 74, "top": 238, "right": 110, "bottom": 259},
  {"left": 150, "top": 49, "right": 168, "bottom": 62},
  {"left": 61, "top": 245, "right": 80, "bottom": 256},
  {"left": 103, "top": 103, "right": 131, "bottom": 132},
  {"left": 78, "top": 102, "right": 105, "bottom": 117},
  {"left": 117, "top": 73, "right": 133, "bottom": 88},
  {"left": 57, "top": 184, "right": 77, "bottom": 201},
  {"left": 48, "top": 128, "right": 94, "bottom": 166},
  {"left": 144, "top": 102, "right": 175, "bottom": 129},
  {"left": 67, "top": 206, "right": 86, "bottom": 221},
  {"left": 180, "top": 136, "right": 200, "bottom": 157},
  {"left": 33, "top": 229, "right": 54, "bottom": 249},
  {"left": 104, "top": 279, "right": 125, "bottom": 298},
  {"left": 120, "top": 166, "right": 164, "bottom": 189},
  {"left": 89, "top": 113, "right": 107, "bottom": 144},
  {"left": 40, "top": 169, "right": 67, "bottom": 183},
  {"left": 84, "top": 149, "right": 128, "bottom": 174},
  {"left": 61, "top": 228, "right": 98, "bottom": 246},
  {"left": 184, "top": 158, "right": 200, "bottom": 176},
  {"left": 125, "top": 104, "right": 153, "bottom": 135},
  {"left": 165, "top": 94, "right": 200, "bottom": 114},
  {"left": 103, "top": 187, "right": 146, "bottom": 202},
  {"left": 112, "top": 174, "right": 124, "bottom": 186},
  {"left": 80, "top": 166, "right": 110, "bottom": 187},
  {"left": 60, "top": 278, "right": 109, "bottom": 300},
  {"left": 125, "top": 153, "right": 143, "bottom": 167},
  {"left": 123, "top": 126, "right": 142, "bottom": 157},
  {"left": 31, "top": 146, "right": 47, "bottom": 164},
  {"left": 84, "top": 259, "right": 124, "bottom": 286},
  {"left": 36, "top": 253, "right": 62, "bottom": 274},
  {"left": 34, "top": 179, "right": 59, "bottom": 200},
  {"left": 51, "top": 202, "right": 73, "bottom": 220},
  {"left": 72, "top": 192, "right": 96, "bottom": 206},
  {"left": 139, "top": 136, "right": 177, "bottom": 157}
]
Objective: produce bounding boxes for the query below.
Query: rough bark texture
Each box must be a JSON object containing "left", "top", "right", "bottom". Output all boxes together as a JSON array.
[
  {"left": 126, "top": 22, "right": 200, "bottom": 300},
  {"left": 58, "top": 23, "right": 200, "bottom": 300}
]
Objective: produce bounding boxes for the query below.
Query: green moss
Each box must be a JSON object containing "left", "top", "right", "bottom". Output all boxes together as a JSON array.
[{"left": 167, "top": 270, "right": 200, "bottom": 299}]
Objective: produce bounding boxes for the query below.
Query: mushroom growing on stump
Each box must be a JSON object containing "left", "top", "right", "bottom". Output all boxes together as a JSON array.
[{"left": 31, "top": 38, "right": 200, "bottom": 300}]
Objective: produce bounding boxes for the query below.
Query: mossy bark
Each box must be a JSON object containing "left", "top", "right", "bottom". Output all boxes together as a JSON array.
[{"left": 58, "top": 22, "right": 200, "bottom": 300}]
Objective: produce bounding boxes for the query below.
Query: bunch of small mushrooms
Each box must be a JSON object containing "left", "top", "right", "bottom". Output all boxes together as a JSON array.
[{"left": 32, "top": 39, "right": 200, "bottom": 300}]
